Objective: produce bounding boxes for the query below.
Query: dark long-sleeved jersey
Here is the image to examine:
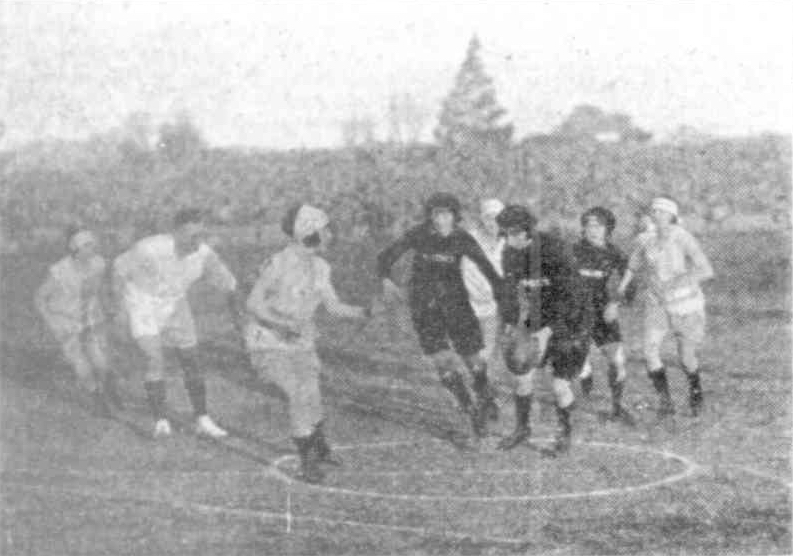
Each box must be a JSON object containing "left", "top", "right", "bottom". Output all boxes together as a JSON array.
[
  {"left": 572, "top": 239, "right": 628, "bottom": 310},
  {"left": 377, "top": 222, "right": 503, "bottom": 305},
  {"left": 501, "top": 232, "right": 592, "bottom": 340}
]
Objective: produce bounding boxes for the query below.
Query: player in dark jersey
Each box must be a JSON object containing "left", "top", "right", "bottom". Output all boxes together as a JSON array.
[
  {"left": 496, "top": 205, "right": 593, "bottom": 455},
  {"left": 377, "top": 192, "right": 504, "bottom": 439},
  {"left": 573, "top": 207, "right": 634, "bottom": 425}
]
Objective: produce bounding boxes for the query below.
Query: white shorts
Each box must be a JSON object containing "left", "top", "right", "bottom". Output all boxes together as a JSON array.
[{"left": 124, "top": 291, "right": 197, "bottom": 348}]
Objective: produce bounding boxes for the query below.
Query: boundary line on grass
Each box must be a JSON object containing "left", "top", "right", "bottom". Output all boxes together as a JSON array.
[
  {"left": 269, "top": 439, "right": 702, "bottom": 502},
  {"left": 6, "top": 481, "right": 528, "bottom": 546}
]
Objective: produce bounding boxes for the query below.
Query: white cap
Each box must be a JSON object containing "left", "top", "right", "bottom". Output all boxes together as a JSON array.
[
  {"left": 480, "top": 198, "right": 505, "bottom": 217},
  {"left": 293, "top": 205, "right": 329, "bottom": 241},
  {"left": 651, "top": 197, "right": 679, "bottom": 217}
]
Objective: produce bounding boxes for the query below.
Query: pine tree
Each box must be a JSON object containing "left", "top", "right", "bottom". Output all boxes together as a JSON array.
[{"left": 434, "top": 35, "right": 513, "bottom": 153}]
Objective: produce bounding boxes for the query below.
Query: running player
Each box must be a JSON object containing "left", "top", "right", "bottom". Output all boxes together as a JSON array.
[
  {"left": 617, "top": 197, "right": 713, "bottom": 417},
  {"left": 461, "top": 198, "right": 506, "bottom": 420},
  {"left": 573, "top": 207, "right": 634, "bottom": 424},
  {"left": 376, "top": 192, "right": 504, "bottom": 439},
  {"left": 245, "top": 204, "right": 369, "bottom": 483},
  {"left": 113, "top": 208, "right": 242, "bottom": 438},
  {"left": 35, "top": 228, "right": 123, "bottom": 417},
  {"left": 496, "top": 205, "right": 593, "bottom": 455}
]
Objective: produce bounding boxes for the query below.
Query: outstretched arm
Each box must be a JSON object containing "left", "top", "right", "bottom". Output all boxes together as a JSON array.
[
  {"left": 376, "top": 227, "right": 417, "bottom": 280},
  {"left": 320, "top": 262, "right": 367, "bottom": 319}
]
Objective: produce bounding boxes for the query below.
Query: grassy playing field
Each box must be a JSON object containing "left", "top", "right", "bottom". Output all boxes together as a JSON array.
[{"left": 1, "top": 229, "right": 790, "bottom": 555}]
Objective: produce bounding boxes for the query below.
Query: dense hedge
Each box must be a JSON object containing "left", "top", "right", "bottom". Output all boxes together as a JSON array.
[{"left": 1, "top": 133, "right": 789, "bottom": 245}]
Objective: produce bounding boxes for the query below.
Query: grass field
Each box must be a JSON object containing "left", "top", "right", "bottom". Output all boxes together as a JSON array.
[{"left": 1, "top": 230, "right": 791, "bottom": 555}]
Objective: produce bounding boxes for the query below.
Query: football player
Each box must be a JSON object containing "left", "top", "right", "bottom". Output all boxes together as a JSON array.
[
  {"left": 35, "top": 228, "right": 122, "bottom": 417},
  {"left": 461, "top": 198, "right": 506, "bottom": 420},
  {"left": 573, "top": 207, "right": 634, "bottom": 424},
  {"left": 496, "top": 205, "right": 593, "bottom": 455},
  {"left": 376, "top": 192, "right": 505, "bottom": 440},
  {"left": 617, "top": 197, "right": 713, "bottom": 417},
  {"left": 113, "top": 208, "right": 243, "bottom": 438},
  {"left": 245, "top": 204, "right": 369, "bottom": 484}
]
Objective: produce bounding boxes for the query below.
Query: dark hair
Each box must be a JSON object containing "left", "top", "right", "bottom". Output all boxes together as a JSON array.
[
  {"left": 174, "top": 208, "right": 204, "bottom": 228},
  {"left": 424, "top": 192, "right": 462, "bottom": 223},
  {"left": 580, "top": 206, "right": 616, "bottom": 235},
  {"left": 496, "top": 205, "right": 537, "bottom": 235},
  {"left": 281, "top": 203, "right": 302, "bottom": 237},
  {"left": 281, "top": 203, "right": 323, "bottom": 247}
]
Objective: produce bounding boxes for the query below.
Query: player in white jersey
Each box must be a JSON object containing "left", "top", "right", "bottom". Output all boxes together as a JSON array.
[
  {"left": 35, "top": 228, "right": 122, "bottom": 417},
  {"left": 617, "top": 197, "right": 713, "bottom": 417},
  {"left": 245, "top": 204, "right": 369, "bottom": 483},
  {"left": 113, "top": 208, "right": 242, "bottom": 438},
  {"left": 461, "top": 198, "right": 505, "bottom": 420}
]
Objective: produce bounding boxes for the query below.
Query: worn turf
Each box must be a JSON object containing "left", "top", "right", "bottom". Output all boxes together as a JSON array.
[{"left": 1, "top": 231, "right": 790, "bottom": 555}]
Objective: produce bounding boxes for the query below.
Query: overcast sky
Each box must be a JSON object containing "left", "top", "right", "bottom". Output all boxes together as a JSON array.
[{"left": 2, "top": 1, "right": 791, "bottom": 149}]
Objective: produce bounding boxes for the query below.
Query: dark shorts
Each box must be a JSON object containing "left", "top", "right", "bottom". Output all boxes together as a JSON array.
[
  {"left": 409, "top": 294, "right": 483, "bottom": 357},
  {"left": 544, "top": 335, "right": 590, "bottom": 381},
  {"left": 591, "top": 316, "right": 622, "bottom": 347}
]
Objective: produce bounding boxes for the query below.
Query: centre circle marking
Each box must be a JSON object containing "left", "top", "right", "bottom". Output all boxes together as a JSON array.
[{"left": 271, "top": 439, "right": 701, "bottom": 502}]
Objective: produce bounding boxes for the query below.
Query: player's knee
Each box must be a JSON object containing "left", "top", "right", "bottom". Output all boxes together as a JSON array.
[
  {"left": 579, "top": 357, "right": 593, "bottom": 379},
  {"left": 503, "top": 343, "right": 532, "bottom": 376},
  {"left": 432, "top": 351, "right": 457, "bottom": 379},
  {"left": 679, "top": 342, "right": 698, "bottom": 373},
  {"left": 515, "top": 369, "right": 536, "bottom": 396},
  {"left": 606, "top": 344, "right": 626, "bottom": 382},
  {"left": 643, "top": 342, "right": 663, "bottom": 372},
  {"left": 464, "top": 353, "right": 487, "bottom": 375},
  {"left": 552, "top": 378, "right": 575, "bottom": 408},
  {"left": 176, "top": 347, "right": 202, "bottom": 379}
]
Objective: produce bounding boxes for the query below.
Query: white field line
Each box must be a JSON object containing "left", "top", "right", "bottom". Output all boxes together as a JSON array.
[
  {"left": 7, "top": 481, "right": 528, "bottom": 546},
  {"left": 270, "top": 439, "right": 702, "bottom": 503}
]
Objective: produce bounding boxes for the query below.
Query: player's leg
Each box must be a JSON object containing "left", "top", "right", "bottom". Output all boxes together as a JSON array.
[
  {"left": 412, "top": 301, "right": 473, "bottom": 411},
  {"left": 126, "top": 295, "right": 172, "bottom": 435},
  {"left": 167, "top": 299, "right": 227, "bottom": 438},
  {"left": 545, "top": 340, "right": 587, "bottom": 456},
  {"left": 601, "top": 341, "right": 635, "bottom": 425},
  {"left": 475, "top": 313, "right": 502, "bottom": 420},
  {"left": 673, "top": 311, "right": 707, "bottom": 416},
  {"left": 450, "top": 299, "right": 496, "bottom": 435},
  {"left": 61, "top": 333, "right": 111, "bottom": 417},
  {"left": 280, "top": 350, "right": 326, "bottom": 483},
  {"left": 301, "top": 352, "right": 341, "bottom": 467},
  {"left": 454, "top": 311, "right": 497, "bottom": 426},
  {"left": 643, "top": 301, "right": 674, "bottom": 417},
  {"left": 497, "top": 327, "right": 550, "bottom": 450},
  {"left": 581, "top": 311, "right": 612, "bottom": 398},
  {"left": 597, "top": 319, "right": 632, "bottom": 422},
  {"left": 578, "top": 352, "right": 594, "bottom": 398},
  {"left": 135, "top": 333, "right": 171, "bottom": 436},
  {"left": 85, "top": 325, "right": 123, "bottom": 410}
]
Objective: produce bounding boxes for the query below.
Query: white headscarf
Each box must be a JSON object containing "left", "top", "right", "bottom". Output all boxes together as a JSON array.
[
  {"left": 651, "top": 197, "right": 679, "bottom": 217},
  {"left": 293, "top": 205, "right": 329, "bottom": 241},
  {"left": 480, "top": 198, "right": 505, "bottom": 218}
]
